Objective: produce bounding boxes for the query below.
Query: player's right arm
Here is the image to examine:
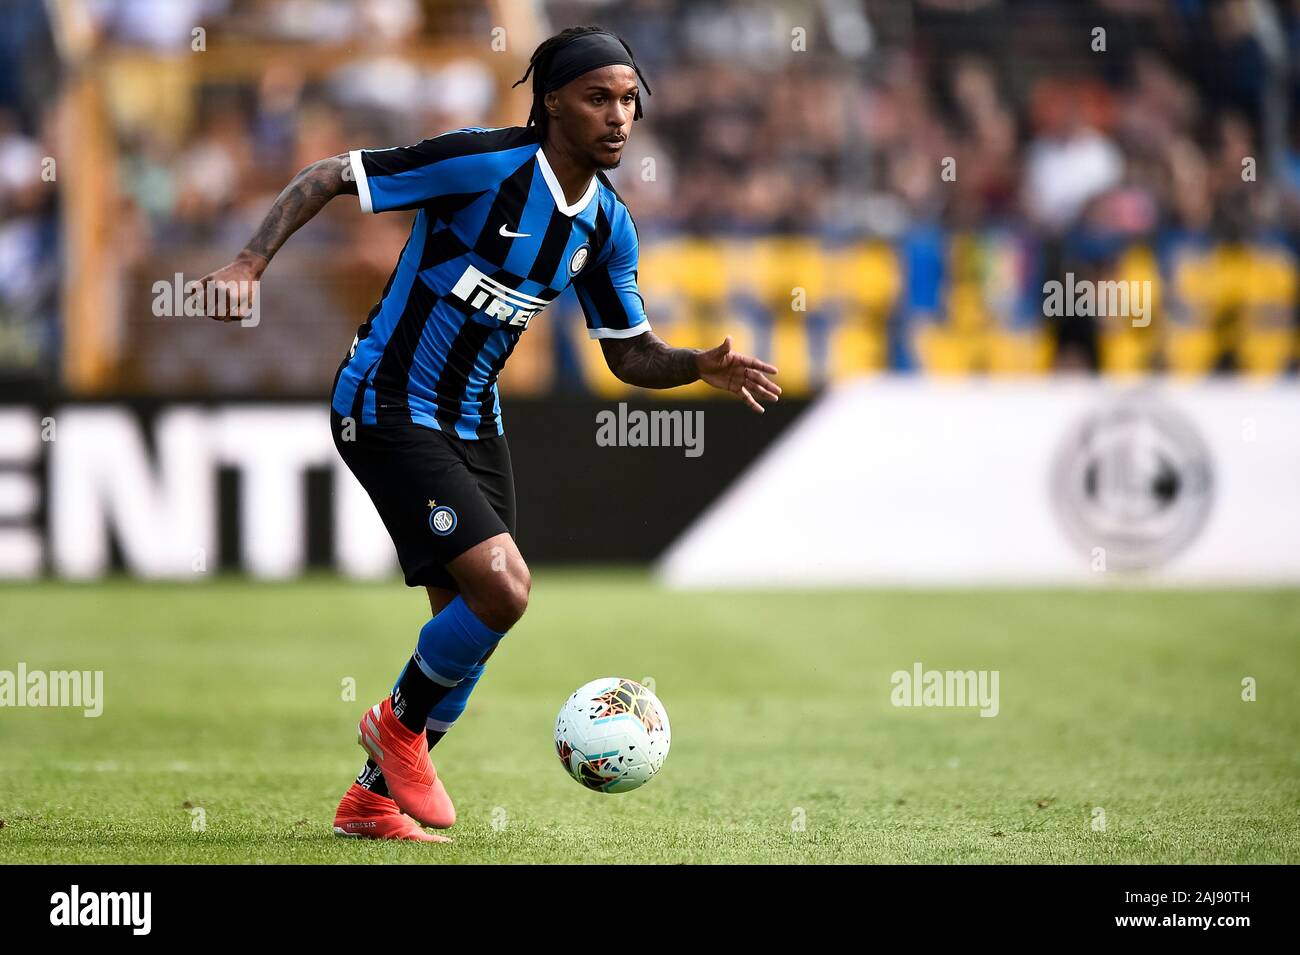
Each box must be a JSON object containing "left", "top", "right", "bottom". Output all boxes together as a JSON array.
[
  {"left": 201, "top": 152, "right": 357, "bottom": 322},
  {"left": 203, "top": 130, "right": 535, "bottom": 321}
]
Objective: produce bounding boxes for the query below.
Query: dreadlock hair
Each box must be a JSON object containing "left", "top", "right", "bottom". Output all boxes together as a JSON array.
[{"left": 511, "top": 25, "right": 652, "bottom": 139}]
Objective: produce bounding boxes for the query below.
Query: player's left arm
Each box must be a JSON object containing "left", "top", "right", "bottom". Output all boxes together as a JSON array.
[
  {"left": 600, "top": 333, "right": 781, "bottom": 413},
  {"left": 578, "top": 201, "right": 778, "bottom": 411}
]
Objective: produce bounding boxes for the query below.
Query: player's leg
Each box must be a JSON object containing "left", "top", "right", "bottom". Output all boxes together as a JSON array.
[
  {"left": 425, "top": 644, "right": 496, "bottom": 742},
  {"left": 427, "top": 585, "right": 457, "bottom": 615},
  {"left": 446, "top": 531, "right": 531, "bottom": 629},
  {"left": 350, "top": 583, "right": 461, "bottom": 805},
  {"left": 381, "top": 532, "right": 526, "bottom": 748},
  {"left": 350, "top": 583, "right": 484, "bottom": 786},
  {"left": 385, "top": 532, "right": 525, "bottom": 734},
  {"left": 347, "top": 571, "right": 505, "bottom": 811},
  {"left": 380, "top": 429, "right": 524, "bottom": 738},
  {"left": 424, "top": 585, "right": 496, "bottom": 748},
  {"left": 407, "top": 532, "right": 529, "bottom": 735},
  {"left": 334, "top": 415, "right": 512, "bottom": 829},
  {"left": 333, "top": 568, "right": 459, "bottom": 840},
  {"left": 410, "top": 433, "right": 521, "bottom": 748},
  {"left": 335, "top": 533, "right": 467, "bottom": 835},
  {"left": 353, "top": 534, "right": 522, "bottom": 829}
]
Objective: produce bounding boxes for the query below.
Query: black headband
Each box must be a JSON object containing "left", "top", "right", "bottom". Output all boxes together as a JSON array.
[
  {"left": 543, "top": 31, "right": 636, "bottom": 93},
  {"left": 515, "top": 30, "right": 651, "bottom": 121}
]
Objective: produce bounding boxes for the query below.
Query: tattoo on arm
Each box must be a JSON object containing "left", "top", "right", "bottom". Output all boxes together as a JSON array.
[
  {"left": 242, "top": 153, "right": 357, "bottom": 264},
  {"left": 600, "top": 331, "right": 700, "bottom": 389}
]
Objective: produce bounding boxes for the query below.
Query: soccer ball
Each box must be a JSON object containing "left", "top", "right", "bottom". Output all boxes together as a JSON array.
[{"left": 554, "top": 678, "right": 671, "bottom": 793}]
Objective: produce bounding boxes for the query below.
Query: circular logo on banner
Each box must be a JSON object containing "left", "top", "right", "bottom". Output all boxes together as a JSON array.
[
  {"left": 1050, "top": 397, "right": 1213, "bottom": 571},
  {"left": 569, "top": 245, "right": 589, "bottom": 274},
  {"left": 428, "top": 505, "right": 458, "bottom": 537}
]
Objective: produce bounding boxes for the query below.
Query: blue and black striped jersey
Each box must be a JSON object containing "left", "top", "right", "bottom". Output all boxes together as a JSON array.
[{"left": 332, "top": 125, "right": 651, "bottom": 439}]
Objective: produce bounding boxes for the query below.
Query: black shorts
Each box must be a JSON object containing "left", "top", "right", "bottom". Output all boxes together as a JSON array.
[{"left": 331, "top": 410, "right": 517, "bottom": 590}]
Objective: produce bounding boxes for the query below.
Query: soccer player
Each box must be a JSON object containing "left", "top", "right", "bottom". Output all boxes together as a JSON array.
[{"left": 201, "top": 26, "right": 781, "bottom": 842}]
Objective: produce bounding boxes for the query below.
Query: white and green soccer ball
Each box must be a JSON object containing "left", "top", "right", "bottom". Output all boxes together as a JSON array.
[{"left": 554, "top": 678, "right": 671, "bottom": 793}]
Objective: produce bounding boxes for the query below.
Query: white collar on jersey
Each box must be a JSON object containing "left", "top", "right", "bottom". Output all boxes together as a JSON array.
[{"left": 534, "top": 145, "right": 598, "bottom": 217}]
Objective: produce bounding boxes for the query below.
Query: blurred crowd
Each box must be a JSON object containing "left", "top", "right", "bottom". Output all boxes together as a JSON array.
[
  {"left": 1, "top": 0, "right": 1299, "bottom": 393},
  {"left": 0, "top": 0, "right": 59, "bottom": 385}
]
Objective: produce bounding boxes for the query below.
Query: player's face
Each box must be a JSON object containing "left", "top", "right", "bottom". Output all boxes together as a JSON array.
[{"left": 546, "top": 65, "right": 637, "bottom": 169}]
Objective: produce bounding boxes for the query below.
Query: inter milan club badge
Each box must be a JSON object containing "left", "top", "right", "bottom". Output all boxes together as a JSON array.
[
  {"left": 569, "top": 245, "right": 589, "bottom": 275},
  {"left": 427, "top": 499, "right": 457, "bottom": 536}
]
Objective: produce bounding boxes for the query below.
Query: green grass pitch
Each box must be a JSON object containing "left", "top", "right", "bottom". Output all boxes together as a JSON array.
[{"left": 1, "top": 572, "right": 1297, "bottom": 864}]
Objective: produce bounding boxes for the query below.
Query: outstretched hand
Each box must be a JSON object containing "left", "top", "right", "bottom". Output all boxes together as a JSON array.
[{"left": 695, "top": 336, "right": 781, "bottom": 413}]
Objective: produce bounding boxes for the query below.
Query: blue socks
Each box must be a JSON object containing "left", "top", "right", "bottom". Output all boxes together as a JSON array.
[
  {"left": 389, "top": 595, "right": 503, "bottom": 733},
  {"left": 425, "top": 661, "right": 486, "bottom": 733},
  {"left": 361, "top": 599, "right": 504, "bottom": 794},
  {"left": 413, "top": 595, "right": 505, "bottom": 686}
]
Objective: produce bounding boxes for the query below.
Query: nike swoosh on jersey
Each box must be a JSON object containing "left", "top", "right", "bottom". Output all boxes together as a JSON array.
[{"left": 498, "top": 224, "right": 531, "bottom": 238}]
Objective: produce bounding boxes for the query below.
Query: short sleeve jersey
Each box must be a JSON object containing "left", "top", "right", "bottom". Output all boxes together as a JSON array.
[{"left": 332, "top": 125, "right": 650, "bottom": 439}]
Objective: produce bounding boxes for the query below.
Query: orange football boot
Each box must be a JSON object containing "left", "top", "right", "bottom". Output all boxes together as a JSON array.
[
  {"left": 332, "top": 782, "right": 449, "bottom": 843},
  {"left": 357, "top": 697, "right": 457, "bottom": 829}
]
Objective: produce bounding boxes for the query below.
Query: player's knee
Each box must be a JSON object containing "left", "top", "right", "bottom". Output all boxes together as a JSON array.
[
  {"left": 505, "top": 576, "right": 530, "bottom": 627},
  {"left": 499, "top": 566, "right": 530, "bottom": 624},
  {"left": 466, "top": 566, "right": 529, "bottom": 632}
]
